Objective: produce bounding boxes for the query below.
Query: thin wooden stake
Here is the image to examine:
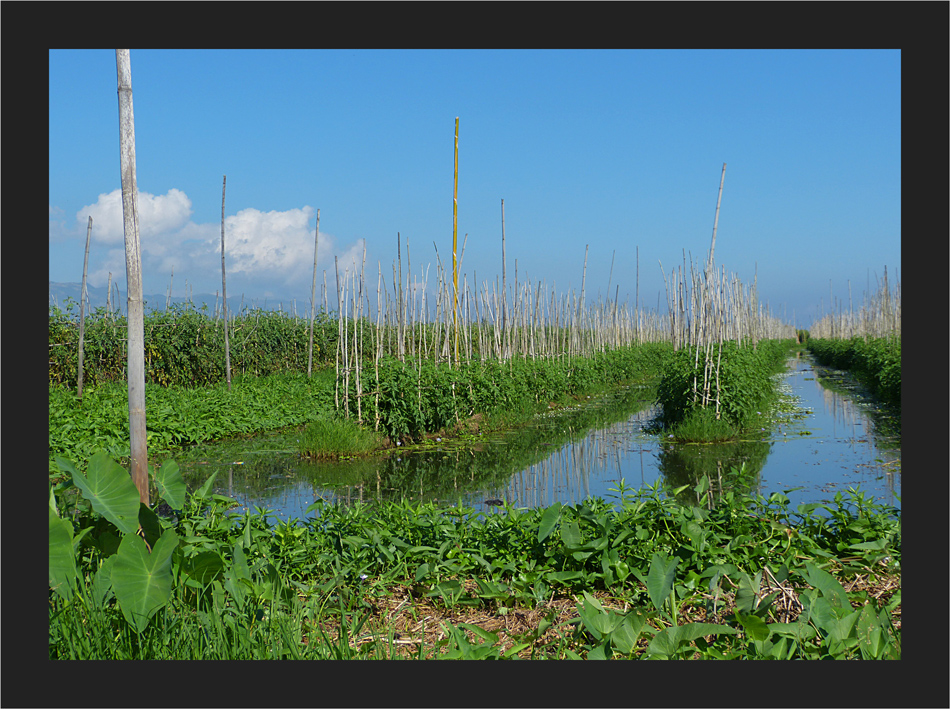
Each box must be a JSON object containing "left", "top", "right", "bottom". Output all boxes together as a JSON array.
[
  {"left": 221, "top": 175, "right": 231, "bottom": 390},
  {"left": 707, "top": 162, "right": 726, "bottom": 277},
  {"left": 307, "top": 208, "right": 320, "bottom": 377},
  {"left": 77, "top": 216, "right": 93, "bottom": 398},
  {"left": 452, "top": 117, "right": 460, "bottom": 364}
]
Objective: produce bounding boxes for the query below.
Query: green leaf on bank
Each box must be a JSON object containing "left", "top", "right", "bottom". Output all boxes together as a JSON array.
[
  {"left": 49, "top": 507, "right": 78, "bottom": 602},
  {"left": 646, "top": 553, "right": 679, "bottom": 613},
  {"left": 112, "top": 528, "right": 179, "bottom": 633},
  {"left": 154, "top": 459, "right": 187, "bottom": 510},
  {"left": 65, "top": 452, "right": 142, "bottom": 535},
  {"left": 538, "top": 502, "right": 562, "bottom": 543}
]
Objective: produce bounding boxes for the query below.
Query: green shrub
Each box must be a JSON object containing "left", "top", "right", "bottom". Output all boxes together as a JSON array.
[
  {"left": 656, "top": 339, "right": 796, "bottom": 433},
  {"left": 807, "top": 336, "right": 900, "bottom": 408},
  {"left": 299, "top": 416, "right": 384, "bottom": 458}
]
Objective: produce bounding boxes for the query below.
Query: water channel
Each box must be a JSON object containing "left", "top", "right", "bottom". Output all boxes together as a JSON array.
[{"left": 176, "top": 350, "right": 900, "bottom": 522}]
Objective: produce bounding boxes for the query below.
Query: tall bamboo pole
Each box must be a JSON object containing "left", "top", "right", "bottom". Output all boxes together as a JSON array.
[
  {"left": 77, "top": 216, "right": 93, "bottom": 398},
  {"left": 307, "top": 208, "right": 320, "bottom": 377},
  {"left": 334, "top": 255, "right": 341, "bottom": 409},
  {"left": 115, "top": 49, "right": 149, "bottom": 506},
  {"left": 452, "top": 117, "right": 460, "bottom": 364},
  {"left": 221, "top": 175, "right": 231, "bottom": 390},
  {"left": 501, "top": 198, "right": 508, "bottom": 358},
  {"left": 397, "top": 232, "right": 405, "bottom": 360},
  {"left": 707, "top": 162, "right": 726, "bottom": 278}
]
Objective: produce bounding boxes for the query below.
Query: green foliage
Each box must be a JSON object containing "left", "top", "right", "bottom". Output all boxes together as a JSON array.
[
  {"left": 49, "top": 302, "right": 338, "bottom": 389},
  {"left": 347, "top": 343, "right": 672, "bottom": 441},
  {"left": 656, "top": 339, "right": 796, "bottom": 437},
  {"left": 807, "top": 336, "right": 901, "bottom": 408},
  {"left": 49, "top": 371, "right": 337, "bottom": 474},
  {"left": 299, "top": 416, "right": 385, "bottom": 458},
  {"left": 50, "top": 453, "right": 900, "bottom": 660}
]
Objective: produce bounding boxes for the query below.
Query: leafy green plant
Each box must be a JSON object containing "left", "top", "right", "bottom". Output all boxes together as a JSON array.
[{"left": 51, "top": 452, "right": 900, "bottom": 660}]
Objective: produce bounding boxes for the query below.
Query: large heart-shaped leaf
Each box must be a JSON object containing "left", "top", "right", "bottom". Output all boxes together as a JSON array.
[
  {"left": 49, "top": 507, "right": 78, "bottom": 602},
  {"left": 561, "top": 519, "right": 582, "bottom": 548},
  {"left": 180, "top": 551, "right": 225, "bottom": 587},
  {"left": 112, "top": 528, "right": 179, "bottom": 633},
  {"left": 69, "top": 452, "right": 141, "bottom": 535},
  {"left": 646, "top": 553, "right": 679, "bottom": 613},
  {"left": 647, "top": 622, "right": 737, "bottom": 659},
  {"left": 610, "top": 610, "right": 649, "bottom": 655},
  {"left": 154, "top": 460, "right": 187, "bottom": 510},
  {"left": 735, "top": 609, "right": 771, "bottom": 642},
  {"left": 537, "top": 502, "right": 562, "bottom": 543},
  {"left": 90, "top": 556, "right": 117, "bottom": 609},
  {"left": 802, "top": 561, "right": 849, "bottom": 611}
]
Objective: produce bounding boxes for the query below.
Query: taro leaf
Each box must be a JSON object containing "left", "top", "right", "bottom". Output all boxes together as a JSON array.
[
  {"left": 49, "top": 508, "right": 78, "bottom": 602},
  {"left": 648, "top": 622, "right": 738, "bottom": 659},
  {"left": 855, "top": 604, "right": 885, "bottom": 659},
  {"left": 646, "top": 553, "right": 679, "bottom": 613},
  {"left": 646, "top": 625, "right": 682, "bottom": 659},
  {"left": 802, "top": 561, "right": 849, "bottom": 611},
  {"left": 194, "top": 470, "right": 219, "bottom": 501},
  {"left": 182, "top": 551, "right": 226, "bottom": 586},
  {"left": 735, "top": 609, "right": 771, "bottom": 642},
  {"left": 769, "top": 621, "right": 817, "bottom": 642},
  {"left": 684, "top": 520, "right": 706, "bottom": 550},
  {"left": 70, "top": 452, "right": 141, "bottom": 535},
  {"left": 824, "top": 607, "right": 861, "bottom": 646},
  {"left": 576, "top": 592, "right": 617, "bottom": 640},
  {"left": 225, "top": 543, "right": 251, "bottom": 608},
  {"left": 95, "top": 529, "right": 121, "bottom": 558},
  {"left": 138, "top": 503, "right": 163, "bottom": 549},
  {"left": 90, "top": 555, "right": 116, "bottom": 609},
  {"left": 112, "top": 528, "right": 179, "bottom": 633},
  {"left": 736, "top": 570, "right": 762, "bottom": 614},
  {"left": 537, "top": 502, "right": 562, "bottom": 543},
  {"left": 154, "top": 460, "right": 187, "bottom": 510},
  {"left": 611, "top": 610, "right": 648, "bottom": 656},
  {"left": 561, "top": 520, "right": 582, "bottom": 549}
]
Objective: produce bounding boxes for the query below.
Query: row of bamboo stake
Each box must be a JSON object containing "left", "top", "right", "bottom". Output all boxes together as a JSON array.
[{"left": 809, "top": 267, "right": 901, "bottom": 340}]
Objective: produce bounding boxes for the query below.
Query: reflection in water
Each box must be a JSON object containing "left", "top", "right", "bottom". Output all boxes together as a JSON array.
[
  {"left": 179, "top": 352, "right": 900, "bottom": 522},
  {"left": 497, "top": 408, "right": 659, "bottom": 510}
]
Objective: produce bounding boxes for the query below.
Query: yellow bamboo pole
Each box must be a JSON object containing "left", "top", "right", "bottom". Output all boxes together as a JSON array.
[{"left": 452, "top": 116, "right": 460, "bottom": 364}]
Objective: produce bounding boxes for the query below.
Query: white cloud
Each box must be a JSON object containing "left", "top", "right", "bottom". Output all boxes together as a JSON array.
[
  {"left": 224, "top": 206, "right": 317, "bottom": 281},
  {"left": 77, "top": 188, "right": 193, "bottom": 244},
  {"left": 72, "top": 187, "right": 355, "bottom": 298}
]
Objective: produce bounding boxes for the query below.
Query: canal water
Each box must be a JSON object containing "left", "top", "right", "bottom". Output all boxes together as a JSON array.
[{"left": 176, "top": 351, "right": 900, "bottom": 522}]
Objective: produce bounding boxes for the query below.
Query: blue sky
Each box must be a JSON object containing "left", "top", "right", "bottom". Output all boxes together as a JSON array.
[{"left": 49, "top": 49, "right": 900, "bottom": 328}]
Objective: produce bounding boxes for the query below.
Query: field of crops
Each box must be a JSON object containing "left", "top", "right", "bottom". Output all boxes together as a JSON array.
[{"left": 48, "top": 266, "right": 901, "bottom": 662}]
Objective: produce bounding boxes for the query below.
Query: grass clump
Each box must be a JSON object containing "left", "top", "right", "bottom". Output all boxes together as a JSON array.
[
  {"left": 299, "top": 416, "right": 385, "bottom": 459},
  {"left": 667, "top": 406, "right": 738, "bottom": 443}
]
